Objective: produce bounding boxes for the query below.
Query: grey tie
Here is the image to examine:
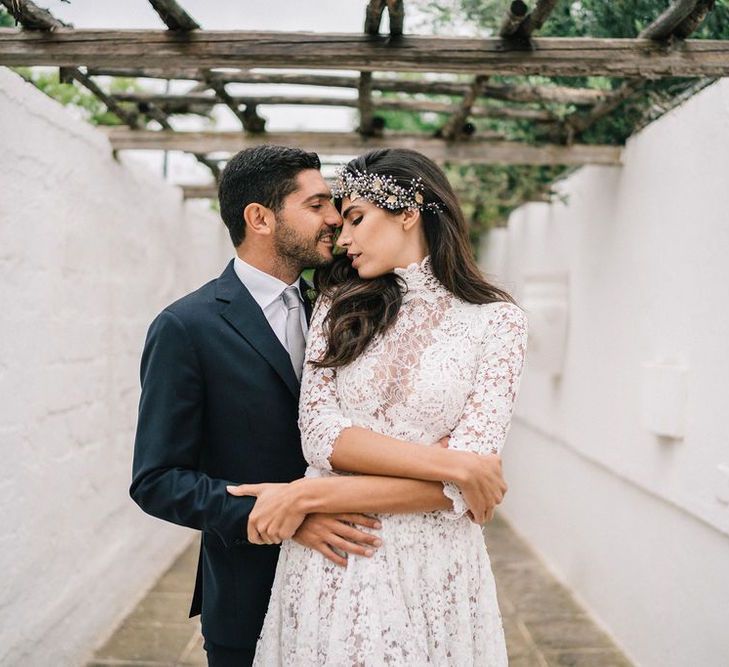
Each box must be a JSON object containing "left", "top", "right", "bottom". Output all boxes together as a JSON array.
[{"left": 282, "top": 286, "right": 306, "bottom": 381}]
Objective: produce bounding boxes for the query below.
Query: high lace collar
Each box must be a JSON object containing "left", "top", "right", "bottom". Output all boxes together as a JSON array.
[{"left": 392, "top": 255, "right": 444, "bottom": 303}]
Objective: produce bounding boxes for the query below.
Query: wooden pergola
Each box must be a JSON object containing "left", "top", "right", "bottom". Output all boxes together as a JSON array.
[{"left": 0, "top": 0, "right": 725, "bottom": 207}]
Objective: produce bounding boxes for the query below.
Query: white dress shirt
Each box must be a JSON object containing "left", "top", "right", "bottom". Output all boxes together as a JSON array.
[{"left": 233, "top": 257, "right": 308, "bottom": 352}]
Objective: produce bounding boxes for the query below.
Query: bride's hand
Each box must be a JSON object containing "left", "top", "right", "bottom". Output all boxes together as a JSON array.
[
  {"left": 448, "top": 451, "right": 507, "bottom": 524},
  {"left": 226, "top": 480, "right": 308, "bottom": 545}
]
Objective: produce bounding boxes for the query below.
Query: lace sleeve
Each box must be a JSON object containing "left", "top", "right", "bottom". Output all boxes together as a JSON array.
[
  {"left": 298, "top": 296, "right": 353, "bottom": 471},
  {"left": 442, "top": 302, "right": 528, "bottom": 519}
]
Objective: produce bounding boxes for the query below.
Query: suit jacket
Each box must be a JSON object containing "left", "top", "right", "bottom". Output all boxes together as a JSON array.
[{"left": 130, "top": 259, "right": 310, "bottom": 649}]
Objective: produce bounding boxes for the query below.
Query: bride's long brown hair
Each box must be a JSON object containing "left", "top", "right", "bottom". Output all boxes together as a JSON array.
[{"left": 313, "top": 148, "right": 516, "bottom": 369}]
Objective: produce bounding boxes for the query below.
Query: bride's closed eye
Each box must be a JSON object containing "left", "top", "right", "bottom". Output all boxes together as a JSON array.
[{"left": 351, "top": 216, "right": 364, "bottom": 226}]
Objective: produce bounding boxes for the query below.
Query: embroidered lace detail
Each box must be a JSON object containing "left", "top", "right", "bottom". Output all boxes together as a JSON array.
[{"left": 257, "top": 263, "right": 529, "bottom": 666}]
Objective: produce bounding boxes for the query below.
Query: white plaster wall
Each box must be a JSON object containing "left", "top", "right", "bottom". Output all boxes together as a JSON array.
[
  {"left": 488, "top": 78, "right": 729, "bottom": 666},
  {"left": 0, "top": 68, "right": 232, "bottom": 666}
]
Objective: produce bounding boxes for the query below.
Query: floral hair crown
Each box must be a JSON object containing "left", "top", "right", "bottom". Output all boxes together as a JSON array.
[{"left": 330, "top": 167, "right": 442, "bottom": 213}]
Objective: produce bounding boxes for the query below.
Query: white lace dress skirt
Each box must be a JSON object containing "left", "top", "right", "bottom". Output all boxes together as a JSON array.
[{"left": 254, "top": 499, "right": 507, "bottom": 666}]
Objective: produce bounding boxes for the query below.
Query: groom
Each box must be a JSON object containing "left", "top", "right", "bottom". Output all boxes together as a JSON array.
[{"left": 131, "top": 145, "right": 507, "bottom": 666}]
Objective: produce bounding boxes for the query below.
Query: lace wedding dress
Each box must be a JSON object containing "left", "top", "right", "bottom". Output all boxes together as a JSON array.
[{"left": 254, "top": 256, "right": 528, "bottom": 666}]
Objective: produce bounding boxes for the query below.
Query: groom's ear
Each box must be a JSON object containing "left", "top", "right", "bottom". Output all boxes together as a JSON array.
[{"left": 243, "top": 203, "right": 275, "bottom": 237}]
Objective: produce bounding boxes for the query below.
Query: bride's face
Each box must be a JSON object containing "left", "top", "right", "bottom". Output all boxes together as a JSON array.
[{"left": 338, "top": 197, "right": 417, "bottom": 279}]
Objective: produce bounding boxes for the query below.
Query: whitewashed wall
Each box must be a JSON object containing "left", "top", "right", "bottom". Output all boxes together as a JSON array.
[
  {"left": 0, "top": 68, "right": 232, "bottom": 666},
  {"left": 483, "top": 78, "right": 729, "bottom": 666}
]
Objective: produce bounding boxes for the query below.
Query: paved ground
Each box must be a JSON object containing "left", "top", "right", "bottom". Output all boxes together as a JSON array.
[{"left": 88, "top": 516, "right": 632, "bottom": 666}]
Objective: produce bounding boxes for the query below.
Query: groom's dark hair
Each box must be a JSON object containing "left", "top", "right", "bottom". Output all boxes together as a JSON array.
[{"left": 218, "top": 145, "right": 321, "bottom": 246}]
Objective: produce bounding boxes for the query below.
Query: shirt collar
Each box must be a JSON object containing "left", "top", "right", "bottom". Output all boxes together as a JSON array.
[{"left": 233, "top": 256, "right": 303, "bottom": 311}]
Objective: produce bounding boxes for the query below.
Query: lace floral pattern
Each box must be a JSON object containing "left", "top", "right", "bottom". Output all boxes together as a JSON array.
[{"left": 255, "top": 256, "right": 528, "bottom": 666}]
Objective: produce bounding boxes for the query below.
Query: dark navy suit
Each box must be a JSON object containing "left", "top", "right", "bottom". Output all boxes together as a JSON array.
[{"left": 130, "top": 259, "right": 310, "bottom": 659}]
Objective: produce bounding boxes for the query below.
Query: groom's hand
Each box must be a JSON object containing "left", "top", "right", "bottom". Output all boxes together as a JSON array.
[
  {"left": 226, "top": 482, "right": 306, "bottom": 545},
  {"left": 293, "top": 513, "right": 382, "bottom": 567}
]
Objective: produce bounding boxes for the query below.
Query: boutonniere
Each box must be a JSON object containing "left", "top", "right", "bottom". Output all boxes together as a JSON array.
[{"left": 305, "top": 287, "right": 318, "bottom": 305}]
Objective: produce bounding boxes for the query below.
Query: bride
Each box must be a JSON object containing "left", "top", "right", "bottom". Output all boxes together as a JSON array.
[{"left": 231, "top": 148, "right": 527, "bottom": 665}]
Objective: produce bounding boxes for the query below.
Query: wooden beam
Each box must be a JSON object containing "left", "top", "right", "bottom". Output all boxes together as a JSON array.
[
  {"left": 3, "top": 31, "right": 729, "bottom": 77},
  {"left": 64, "top": 68, "right": 140, "bottom": 127},
  {"left": 179, "top": 181, "right": 522, "bottom": 203},
  {"left": 500, "top": 1, "right": 529, "bottom": 38},
  {"left": 181, "top": 183, "right": 219, "bottom": 199},
  {"left": 1, "top": 1, "right": 146, "bottom": 129},
  {"left": 561, "top": 0, "right": 715, "bottom": 141},
  {"left": 674, "top": 0, "right": 716, "bottom": 39},
  {"left": 501, "top": 0, "right": 558, "bottom": 39},
  {"left": 111, "top": 91, "right": 558, "bottom": 122},
  {"left": 364, "top": 0, "right": 403, "bottom": 36},
  {"left": 147, "top": 0, "right": 200, "bottom": 31},
  {"left": 364, "top": 0, "right": 386, "bottom": 35},
  {"left": 438, "top": 75, "right": 489, "bottom": 140},
  {"left": 205, "top": 77, "right": 265, "bottom": 132},
  {"left": 386, "top": 0, "right": 404, "bottom": 37},
  {"left": 639, "top": 0, "right": 700, "bottom": 40},
  {"left": 358, "top": 72, "right": 376, "bottom": 136},
  {"left": 518, "top": 0, "right": 560, "bottom": 37},
  {"left": 104, "top": 129, "right": 623, "bottom": 166},
  {"left": 0, "top": 0, "right": 70, "bottom": 30},
  {"left": 135, "top": 101, "right": 220, "bottom": 177},
  {"left": 87, "top": 68, "right": 611, "bottom": 105},
  {"left": 561, "top": 79, "right": 644, "bottom": 140}
]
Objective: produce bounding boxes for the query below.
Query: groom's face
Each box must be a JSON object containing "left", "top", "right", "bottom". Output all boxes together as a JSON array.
[{"left": 273, "top": 169, "right": 341, "bottom": 269}]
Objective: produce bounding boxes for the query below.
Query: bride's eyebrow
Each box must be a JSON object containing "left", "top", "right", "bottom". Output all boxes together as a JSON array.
[{"left": 341, "top": 204, "right": 362, "bottom": 219}]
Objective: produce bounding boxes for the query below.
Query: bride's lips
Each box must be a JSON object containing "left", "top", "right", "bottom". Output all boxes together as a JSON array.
[{"left": 348, "top": 253, "right": 361, "bottom": 267}]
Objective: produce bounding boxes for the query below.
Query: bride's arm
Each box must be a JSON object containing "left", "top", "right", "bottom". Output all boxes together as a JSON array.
[{"left": 439, "top": 302, "right": 528, "bottom": 519}]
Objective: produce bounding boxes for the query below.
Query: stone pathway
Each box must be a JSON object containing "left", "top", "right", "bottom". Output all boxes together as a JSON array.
[{"left": 88, "top": 516, "right": 632, "bottom": 666}]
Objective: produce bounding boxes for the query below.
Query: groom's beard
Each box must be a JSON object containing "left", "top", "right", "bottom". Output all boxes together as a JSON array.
[{"left": 273, "top": 215, "right": 334, "bottom": 272}]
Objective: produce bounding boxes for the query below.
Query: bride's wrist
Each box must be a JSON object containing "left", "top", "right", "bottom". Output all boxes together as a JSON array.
[
  {"left": 424, "top": 446, "right": 469, "bottom": 485},
  {"left": 442, "top": 450, "right": 474, "bottom": 486}
]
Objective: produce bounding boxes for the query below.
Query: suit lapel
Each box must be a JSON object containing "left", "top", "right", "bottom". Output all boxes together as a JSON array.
[{"left": 216, "top": 260, "right": 299, "bottom": 399}]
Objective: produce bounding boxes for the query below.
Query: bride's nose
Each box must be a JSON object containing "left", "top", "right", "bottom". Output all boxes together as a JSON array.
[{"left": 337, "top": 228, "right": 351, "bottom": 247}]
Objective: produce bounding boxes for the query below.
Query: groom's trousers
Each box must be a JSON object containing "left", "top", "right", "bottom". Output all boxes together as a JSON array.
[{"left": 203, "top": 638, "right": 255, "bottom": 667}]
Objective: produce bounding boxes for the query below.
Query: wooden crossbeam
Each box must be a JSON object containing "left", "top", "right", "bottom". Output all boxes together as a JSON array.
[
  {"left": 1, "top": 0, "right": 142, "bottom": 128},
  {"left": 179, "top": 181, "right": 523, "bottom": 203},
  {"left": 103, "top": 129, "right": 622, "bottom": 166},
  {"left": 3, "top": 32, "right": 729, "bottom": 77},
  {"left": 147, "top": 0, "right": 200, "bottom": 31},
  {"left": 111, "top": 91, "right": 558, "bottom": 122},
  {"left": 560, "top": 0, "right": 715, "bottom": 141},
  {"left": 89, "top": 68, "right": 609, "bottom": 105}
]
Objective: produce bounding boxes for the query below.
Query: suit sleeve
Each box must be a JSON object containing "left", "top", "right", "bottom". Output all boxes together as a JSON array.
[{"left": 130, "top": 309, "right": 255, "bottom": 547}]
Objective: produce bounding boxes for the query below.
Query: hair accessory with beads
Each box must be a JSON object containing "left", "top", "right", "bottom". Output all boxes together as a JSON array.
[{"left": 331, "top": 168, "right": 442, "bottom": 212}]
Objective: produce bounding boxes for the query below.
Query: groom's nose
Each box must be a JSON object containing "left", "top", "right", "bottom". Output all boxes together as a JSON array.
[{"left": 324, "top": 207, "right": 343, "bottom": 228}]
